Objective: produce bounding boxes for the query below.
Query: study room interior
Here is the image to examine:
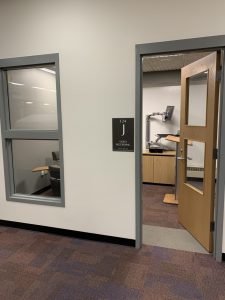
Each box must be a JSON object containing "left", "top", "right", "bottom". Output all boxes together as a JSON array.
[{"left": 141, "top": 50, "right": 219, "bottom": 254}]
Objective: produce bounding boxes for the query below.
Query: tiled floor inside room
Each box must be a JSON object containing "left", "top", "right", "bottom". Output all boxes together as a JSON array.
[
  {"left": 0, "top": 226, "right": 224, "bottom": 300},
  {"left": 143, "top": 225, "right": 208, "bottom": 254},
  {"left": 142, "top": 184, "right": 207, "bottom": 254}
]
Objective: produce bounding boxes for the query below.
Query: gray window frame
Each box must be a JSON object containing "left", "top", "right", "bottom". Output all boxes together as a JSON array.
[{"left": 0, "top": 53, "right": 65, "bottom": 207}]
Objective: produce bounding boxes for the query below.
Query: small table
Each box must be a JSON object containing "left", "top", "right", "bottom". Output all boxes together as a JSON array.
[{"left": 32, "top": 166, "right": 49, "bottom": 175}]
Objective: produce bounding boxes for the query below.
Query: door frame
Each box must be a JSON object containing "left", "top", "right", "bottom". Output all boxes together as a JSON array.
[{"left": 135, "top": 35, "right": 225, "bottom": 262}]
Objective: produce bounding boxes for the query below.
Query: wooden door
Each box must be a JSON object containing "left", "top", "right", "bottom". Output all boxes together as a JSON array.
[{"left": 178, "top": 52, "right": 220, "bottom": 252}]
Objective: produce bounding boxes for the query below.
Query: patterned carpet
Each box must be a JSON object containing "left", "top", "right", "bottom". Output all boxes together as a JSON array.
[
  {"left": 143, "top": 184, "right": 184, "bottom": 229},
  {"left": 0, "top": 226, "right": 224, "bottom": 299}
]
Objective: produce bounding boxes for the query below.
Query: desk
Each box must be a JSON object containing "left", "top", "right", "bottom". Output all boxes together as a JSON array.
[
  {"left": 165, "top": 135, "right": 192, "bottom": 145},
  {"left": 32, "top": 166, "right": 49, "bottom": 175}
]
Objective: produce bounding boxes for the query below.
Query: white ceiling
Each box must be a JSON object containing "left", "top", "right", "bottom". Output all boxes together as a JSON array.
[{"left": 142, "top": 52, "right": 212, "bottom": 72}]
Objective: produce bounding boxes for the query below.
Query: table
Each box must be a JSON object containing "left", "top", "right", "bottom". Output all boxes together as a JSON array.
[{"left": 32, "top": 166, "right": 49, "bottom": 175}]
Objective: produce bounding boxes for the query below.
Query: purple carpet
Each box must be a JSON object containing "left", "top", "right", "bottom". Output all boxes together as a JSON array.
[
  {"left": 0, "top": 226, "right": 224, "bottom": 299},
  {"left": 143, "top": 184, "right": 184, "bottom": 229}
]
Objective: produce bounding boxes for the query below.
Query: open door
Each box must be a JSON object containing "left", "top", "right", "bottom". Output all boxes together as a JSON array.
[{"left": 178, "top": 52, "right": 220, "bottom": 252}]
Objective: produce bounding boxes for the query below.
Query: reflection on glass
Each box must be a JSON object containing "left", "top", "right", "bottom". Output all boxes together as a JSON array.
[
  {"left": 12, "top": 140, "right": 60, "bottom": 198},
  {"left": 187, "top": 71, "right": 208, "bottom": 126},
  {"left": 185, "top": 140, "right": 205, "bottom": 192},
  {"left": 7, "top": 65, "right": 58, "bottom": 130}
]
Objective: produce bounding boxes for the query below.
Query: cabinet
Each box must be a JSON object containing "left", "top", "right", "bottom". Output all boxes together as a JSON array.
[
  {"left": 142, "top": 151, "right": 176, "bottom": 185},
  {"left": 142, "top": 155, "right": 154, "bottom": 182}
]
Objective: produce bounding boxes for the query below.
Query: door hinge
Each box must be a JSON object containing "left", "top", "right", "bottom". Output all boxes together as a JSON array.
[
  {"left": 213, "top": 148, "right": 218, "bottom": 159},
  {"left": 210, "top": 221, "right": 215, "bottom": 232},
  {"left": 216, "top": 69, "right": 222, "bottom": 82}
]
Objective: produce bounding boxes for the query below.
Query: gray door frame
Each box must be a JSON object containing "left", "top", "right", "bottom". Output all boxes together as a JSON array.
[{"left": 135, "top": 35, "right": 225, "bottom": 262}]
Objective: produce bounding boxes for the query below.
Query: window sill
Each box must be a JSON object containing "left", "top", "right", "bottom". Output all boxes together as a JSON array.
[{"left": 7, "top": 194, "right": 65, "bottom": 207}]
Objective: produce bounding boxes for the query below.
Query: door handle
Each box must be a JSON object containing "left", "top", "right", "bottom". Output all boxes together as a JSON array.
[{"left": 177, "top": 156, "right": 192, "bottom": 160}]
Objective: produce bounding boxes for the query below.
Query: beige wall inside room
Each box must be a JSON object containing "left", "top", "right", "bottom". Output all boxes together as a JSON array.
[
  {"left": 142, "top": 71, "right": 181, "bottom": 151},
  {"left": 0, "top": 0, "right": 225, "bottom": 250}
]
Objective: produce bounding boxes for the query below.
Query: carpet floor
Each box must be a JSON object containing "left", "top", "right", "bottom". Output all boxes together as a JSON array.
[
  {"left": 142, "top": 184, "right": 184, "bottom": 229},
  {"left": 0, "top": 226, "right": 224, "bottom": 299}
]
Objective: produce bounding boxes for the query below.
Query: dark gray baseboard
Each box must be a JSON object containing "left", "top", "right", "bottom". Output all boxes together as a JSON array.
[{"left": 0, "top": 220, "right": 135, "bottom": 247}]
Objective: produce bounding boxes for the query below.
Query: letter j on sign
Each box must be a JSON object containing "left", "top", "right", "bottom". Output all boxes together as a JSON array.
[{"left": 112, "top": 118, "right": 134, "bottom": 152}]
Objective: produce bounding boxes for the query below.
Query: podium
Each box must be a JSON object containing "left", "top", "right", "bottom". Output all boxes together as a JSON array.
[{"left": 163, "top": 135, "right": 192, "bottom": 205}]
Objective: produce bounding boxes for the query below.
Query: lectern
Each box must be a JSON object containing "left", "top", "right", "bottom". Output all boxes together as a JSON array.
[{"left": 163, "top": 135, "right": 192, "bottom": 204}]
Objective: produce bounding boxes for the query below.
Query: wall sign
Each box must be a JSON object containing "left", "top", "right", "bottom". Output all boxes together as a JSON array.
[{"left": 112, "top": 118, "right": 134, "bottom": 152}]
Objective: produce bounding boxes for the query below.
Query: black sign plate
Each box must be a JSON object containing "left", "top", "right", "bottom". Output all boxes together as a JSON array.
[{"left": 112, "top": 118, "right": 134, "bottom": 152}]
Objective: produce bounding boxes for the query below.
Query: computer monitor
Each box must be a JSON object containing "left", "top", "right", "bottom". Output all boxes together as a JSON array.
[{"left": 164, "top": 106, "right": 174, "bottom": 121}]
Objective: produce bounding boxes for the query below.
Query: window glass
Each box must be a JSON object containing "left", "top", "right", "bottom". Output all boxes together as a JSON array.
[
  {"left": 7, "top": 65, "right": 58, "bottom": 130},
  {"left": 187, "top": 71, "right": 208, "bottom": 126},
  {"left": 12, "top": 140, "right": 61, "bottom": 198},
  {"left": 185, "top": 140, "right": 205, "bottom": 192}
]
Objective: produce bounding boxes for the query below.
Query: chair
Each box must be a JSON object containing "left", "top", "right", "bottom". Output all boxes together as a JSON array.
[
  {"left": 49, "top": 165, "right": 61, "bottom": 197},
  {"left": 52, "top": 151, "right": 60, "bottom": 162}
]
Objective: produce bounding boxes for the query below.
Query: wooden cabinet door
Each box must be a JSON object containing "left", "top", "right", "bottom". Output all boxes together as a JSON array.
[
  {"left": 154, "top": 156, "right": 175, "bottom": 184},
  {"left": 142, "top": 155, "right": 154, "bottom": 182}
]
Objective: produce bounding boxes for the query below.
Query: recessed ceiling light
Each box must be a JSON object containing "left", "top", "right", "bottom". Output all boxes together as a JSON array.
[
  {"left": 43, "top": 103, "right": 50, "bottom": 106},
  {"left": 40, "top": 68, "right": 56, "bottom": 75},
  {"left": 9, "top": 81, "right": 24, "bottom": 86},
  {"left": 32, "top": 86, "right": 56, "bottom": 92},
  {"left": 25, "top": 101, "right": 33, "bottom": 104},
  {"left": 145, "top": 54, "right": 183, "bottom": 59},
  {"left": 32, "top": 86, "right": 45, "bottom": 90}
]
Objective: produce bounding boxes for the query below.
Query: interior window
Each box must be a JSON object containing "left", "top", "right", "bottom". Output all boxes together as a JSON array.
[{"left": 0, "top": 55, "right": 64, "bottom": 206}]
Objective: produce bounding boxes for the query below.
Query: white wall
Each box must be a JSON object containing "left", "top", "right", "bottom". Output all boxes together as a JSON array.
[{"left": 0, "top": 0, "right": 225, "bottom": 248}]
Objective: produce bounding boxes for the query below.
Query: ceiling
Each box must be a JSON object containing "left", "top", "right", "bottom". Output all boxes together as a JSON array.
[{"left": 142, "top": 52, "right": 212, "bottom": 72}]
